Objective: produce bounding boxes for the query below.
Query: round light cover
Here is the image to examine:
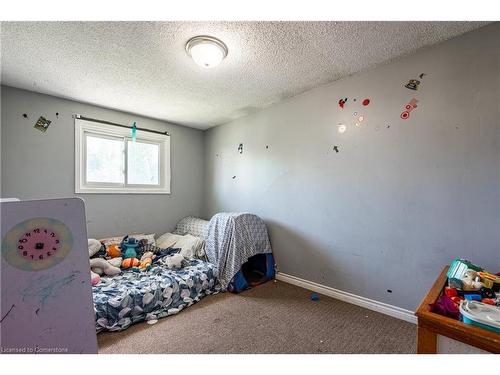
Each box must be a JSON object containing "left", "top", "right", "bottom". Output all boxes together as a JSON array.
[{"left": 186, "top": 36, "right": 228, "bottom": 68}]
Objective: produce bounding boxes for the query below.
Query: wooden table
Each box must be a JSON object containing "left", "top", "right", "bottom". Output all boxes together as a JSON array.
[{"left": 415, "top": 266, "right": 500, "bottom": 354}]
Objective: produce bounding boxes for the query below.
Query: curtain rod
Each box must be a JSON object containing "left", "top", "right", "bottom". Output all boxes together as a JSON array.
[{"left": 74, "top": 114, "right": 170, "bottom": 136}]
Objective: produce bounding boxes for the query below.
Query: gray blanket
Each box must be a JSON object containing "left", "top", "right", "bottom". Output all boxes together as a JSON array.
[{"left": 205, "top": 213, "right": 272, "bottom": 289}]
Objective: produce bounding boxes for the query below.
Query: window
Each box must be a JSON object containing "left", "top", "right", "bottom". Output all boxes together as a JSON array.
[{"left": 75, "top": 118, "right": 170, "bottom": 194}]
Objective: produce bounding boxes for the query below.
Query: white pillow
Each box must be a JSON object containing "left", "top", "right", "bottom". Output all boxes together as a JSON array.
[
  {"left": 156, "top": 232, "right": 183, "bottom": 249},
  {"left": 174, "top": 234, "right": 204, "bottom": 259},
  {"left": 156, "top": 232, "right": 205, "bottom": 259}
]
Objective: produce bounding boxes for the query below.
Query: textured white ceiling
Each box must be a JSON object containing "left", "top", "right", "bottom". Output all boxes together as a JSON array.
[{"left": 0, "top": 21, "right": 488, "bottom": 129}]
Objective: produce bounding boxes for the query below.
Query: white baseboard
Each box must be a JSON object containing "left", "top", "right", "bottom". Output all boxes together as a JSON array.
[{"left": 275, "top": 272, "right": 417, "bottom": 324}]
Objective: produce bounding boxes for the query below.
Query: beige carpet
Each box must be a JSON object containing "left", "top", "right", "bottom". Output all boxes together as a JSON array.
[{"left": 98, "top": 280, "right": 416, "bottom": 354}]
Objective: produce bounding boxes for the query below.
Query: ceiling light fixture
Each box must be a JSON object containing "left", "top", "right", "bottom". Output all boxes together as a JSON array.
[{"left": 185, "top": 35, "right": 228, "bottom": 69}]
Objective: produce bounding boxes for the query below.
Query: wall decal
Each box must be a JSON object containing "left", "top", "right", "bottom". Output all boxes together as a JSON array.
[
  {"left": 404, "top": 78, "right": 421, "bottom": 90},
  {"left": 419, "top": 73, "right": 426, "bottom": 79},
  {"left": 22, "top": 113, "right": 28, "bottom": 119},
  {"left": 333, "top": 146, "right": 339, "bottom": 153},
  {"left": 33, "top": 116, "right": 51, "bottom": 133},
  {"left": 131, "top": 122, "right": 137, "bottom": 142},
  {"left": 56, "top": 112, "right": 59, "bottom": 118},
  {"left": 353, "top": 111, "right": 357, "bottom": 116},
  {"left": 401, "top": 98, "right": 418, "bottom": 120},
  {"left": 238, "top": 143, "right": 243, "bottom": 154},
  {"left": 232, "top": 175, "right": 236, "bottom": 179},
  {"left": 265, "top": 145, "right": 269, "bottom": 149},
  {"left": 338, "top": 98, "right": 347, "bottom": 108},
  {"left": 358, "top": 115, "right": 364, "bottom": 122},
  {"left": 362, "top": 98, "right": 370, "bottom": 106},
  {"left": 337, "top": 124, "right": 347, "bottom": 134}
]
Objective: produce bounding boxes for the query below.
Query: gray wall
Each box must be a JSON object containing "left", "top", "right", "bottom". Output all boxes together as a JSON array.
[
  {"left": 204, "top": 23, "right": 500, "bottom": 311},
  {"left": 1, "top": 86, "right": 205, "bottom": 238}
]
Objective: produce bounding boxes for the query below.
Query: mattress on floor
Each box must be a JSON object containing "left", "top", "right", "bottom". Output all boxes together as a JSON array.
[{"left": 93, "top": 259, "right": 219, "bottom": 332}]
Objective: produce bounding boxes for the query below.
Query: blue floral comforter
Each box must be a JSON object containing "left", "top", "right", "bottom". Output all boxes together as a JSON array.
[{"left": 93, "top": 259, "right": 219, "bottom": 332}]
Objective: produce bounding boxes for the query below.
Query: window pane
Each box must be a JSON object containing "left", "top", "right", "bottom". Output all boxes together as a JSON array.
[
  {"left": 86, "top": 134, "right": 124, "bottom": 184},
  {"left": 127, "top": 140, "right": 159, "bottom": 185}
]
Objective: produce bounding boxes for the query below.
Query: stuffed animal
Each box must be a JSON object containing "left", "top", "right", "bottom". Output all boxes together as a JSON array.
[
  {"left": 122, "top": 257, "right": 140, "bottom": 269},
  {"left": 106, "top": 244, "right": 122, "bottom": 258},
  {"left": 88, "top": 239, "right": 102, "bottom": 257},
  {"left": 138, "top": 251, "right": 155, "bottom": 270},
  {"left": 90, "top": 258, "right": 121, "bottom": 276},
  {"left": 164, "top": 253, "right": 185, "bottom": 269},
  {"left": 108, "top": 257, "right": 123, "bottom": 268},
  {"left": 90, "top": 270, "right": 101, "bottom": 286},
  {"left": 120, "top": 236, "right": 140, "bottom": 259},
  {"left": 461, "top": 269, "right": 483, "bottom": 291}
]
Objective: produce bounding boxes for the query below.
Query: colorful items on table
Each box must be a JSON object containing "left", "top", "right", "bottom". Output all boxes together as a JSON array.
[
  {"left": 464, "top": 294, "right": 481, "bottom": 302},
  {"left": 430, "top": 295, "right": 460, "bottom": 320},
  {"left": 437, "top": 258, "right": 500, "bottom": 332},
  {"left": 460, "top": 300, "right": 500, "bottom": 334},
  {"left": 444, "top": 287, "right": 457, "bottom": 297}
]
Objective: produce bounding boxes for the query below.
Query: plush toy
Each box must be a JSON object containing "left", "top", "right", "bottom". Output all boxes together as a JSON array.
[
  {"left": 88, "top": 239, "right": 102, "bottom": 257},
  {"left": 122, "top": 257, "right": 140, "bottom": 269},
  {"left": 138, "top": 251, "right": 155, "bottom": 270},
  {"left": 164, "top": 253, "right": 185, "bottom": 269},
  {"left": 90, "top": 258, "right": 121, "bottom": 276},
  {"left": 90, "top": 270, "right": 101, "bottom": 286},
  {"left": 461, "top": 269, "right": 483, "bottom": 291},
  {"left": 106, "top": 244, "right": 122, "bottom": 258},
  {"left": 120, "top": 236, "right": 140, "bottom": 259},
  {"left": 108, "top": 257, "right": 123, "bottom": 268}
]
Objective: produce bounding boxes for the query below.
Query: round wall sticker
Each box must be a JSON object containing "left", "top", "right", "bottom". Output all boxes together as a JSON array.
[{"left": 2, "top": 217, "right": 73, "bottom": 271}]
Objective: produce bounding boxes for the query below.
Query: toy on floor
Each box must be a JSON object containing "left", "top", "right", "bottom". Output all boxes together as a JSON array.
[
  {"left": 311, "top": 293, "right": 319, "bottom": 301},
  {"left": 90, "top": 258, "right": 121, "bottom": 276}
]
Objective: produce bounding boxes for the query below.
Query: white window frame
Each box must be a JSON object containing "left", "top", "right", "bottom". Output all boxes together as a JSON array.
[{"left": 75, "top": 118, "right": 170, "bottom": 194}]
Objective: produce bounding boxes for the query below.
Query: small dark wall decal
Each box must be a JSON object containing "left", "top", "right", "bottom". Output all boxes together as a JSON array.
[
  {"left": 232, "top": 175, "right": 236, "bottom": 179},
  {"left": 56, "top": 112, "right": 59, "bottom": 118},
  {"left": 238, "top": 143, "right": 243, "bottom": 154},
  {"left": 338, "top": 98, "right": 348, "bottom": 108},
  {"left": 387, "top": 289, "right": 393, "bottom": 293},
  {"left": 419, "top": 73, "right": 426, "bottom": 79},
  {"left": 404, "top": 78, "right": 420, "bottom": 90},
  {"left": 33, "top": 116, "right": 52, "bottom": 133},
  {"left": 265, "top": 145, "right": 269, "bottom": 149},
  {"left": 333, "top": 146, "right": 339, "bottom": 153},
  {"left": 401, "top": 98, "right": 418, "bottom": 120},
  {"left": 22, "top": 113, "right": 28, "bottom": 119},
  {"left": 362, "top": 98, "right": 370, "bottom": 106}
]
